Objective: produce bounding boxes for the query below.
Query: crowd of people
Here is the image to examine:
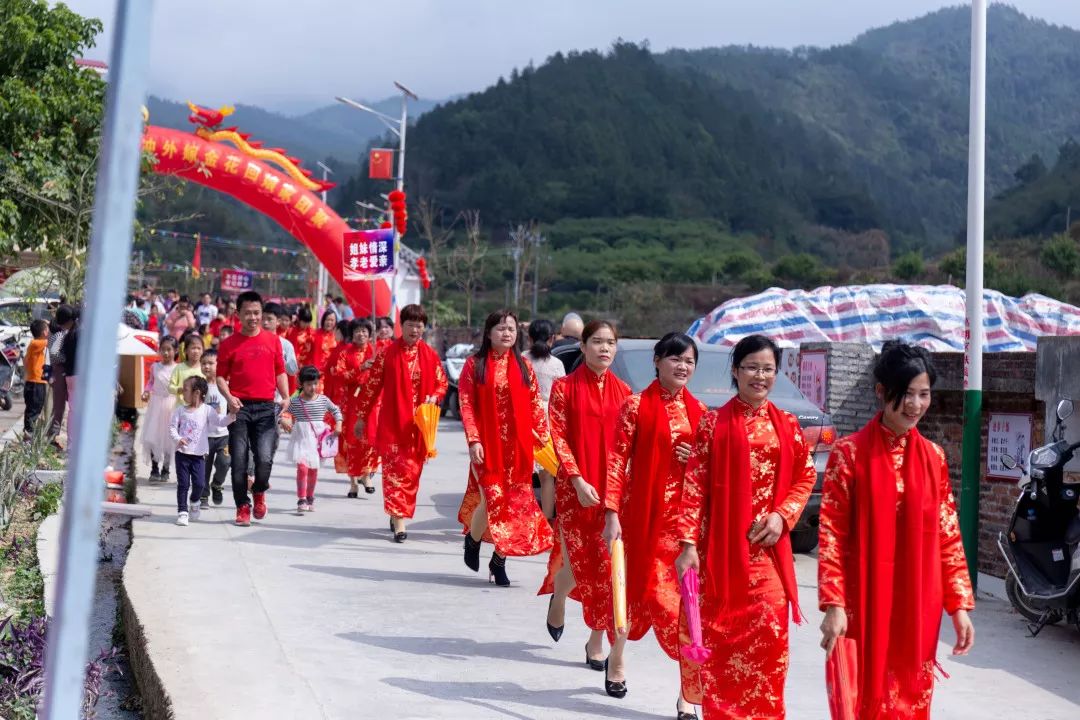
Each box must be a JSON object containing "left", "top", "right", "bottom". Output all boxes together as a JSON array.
[{"left": 43, "top": 287, "right": 976, "bottom": 719}]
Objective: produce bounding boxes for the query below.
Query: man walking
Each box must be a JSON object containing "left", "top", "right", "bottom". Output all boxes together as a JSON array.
[
  {"left": 195, "top": 292, "right": 219, "bottom": 327},
  {"left": 215, "top": 291, "right": 289, "bottom": 526}
]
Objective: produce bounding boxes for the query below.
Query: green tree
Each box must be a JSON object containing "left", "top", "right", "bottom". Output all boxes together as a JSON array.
[
  {"left": 0, "top": 0, "right": 105, "bottom": 297},
  {"left": 771, "top": 253, "right": 829, "bottom": 287},
  {"left": 892, "top": 251, "right": 924, "bottom": 281},
  {"left": 1040, "top": 234, "right": 1080, "bottom": 277}
]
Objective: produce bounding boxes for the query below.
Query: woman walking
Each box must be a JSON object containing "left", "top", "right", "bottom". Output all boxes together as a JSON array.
[
  {"left": 522, "top": 318, "right": 565, "bottom": 520},
  {"left": 536, "top": 321, "right": 629, "bottom": 689},
  {"left": 142, "top": 336, "right": 179, "bottom": 483},
  {"left": 331, "top": 320, "right": 380, "bottom": 497},
  {"left": 312, "top": 310, "right": 339, "bottom": 379},
  {"left": 675, "top": 334, "right": 816, "bottom": 719},
  {"left": 457, "top": 310, "right": 553, "bottom": 586},
  {"left": 353, "top": 305, "right": 447, "bottom": 542},
  {"left": 818, "top": 341, "right": 974, "bottom": 719},
  {"left": 603, "top": 333, "right": 706, "bottom": 716}
]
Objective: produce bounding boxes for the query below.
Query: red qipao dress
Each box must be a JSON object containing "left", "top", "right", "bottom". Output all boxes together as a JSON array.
[
  {"left": 456, "top": 352, "right": 554, "bottom": 557},
  {"left": 606, "top": 381, "right": 706, "bottom": 659},
  {"left": 311, "top": 329, "right": 338, "bottom": 392},
  {"left": 536, "top": 366, "right": 631, "bottom": 633},
  {"left": 353, "top": 339, "right": 448, "bottom": 518},
  {"left": 677, "top": 397, "right": 816, "bottom": 719},
  {"left": 326, "top": 341, "right": 379, "bottom": 476},
  {"left": 818, "top": 417, "right": 974, "bottom": 720}
]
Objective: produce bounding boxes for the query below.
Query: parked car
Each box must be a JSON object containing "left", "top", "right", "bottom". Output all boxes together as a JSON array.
[
  {"left": 608, "top": 339, "right": 836, "bottom": 553},
  {"left": 0, "top": 297, "right": 60, "bottom": 354}
]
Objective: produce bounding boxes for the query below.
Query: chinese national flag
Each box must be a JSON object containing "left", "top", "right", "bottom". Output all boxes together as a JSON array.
[
  {"left": 369, "top": 149, "right": 394, "bottom": 180},
  {"left": 191, "top": 234, "right": 202, "bottom": 279}
]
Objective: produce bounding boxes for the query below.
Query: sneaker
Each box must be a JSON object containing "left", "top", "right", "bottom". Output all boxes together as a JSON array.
[
  {"left": 188, "top": 503, "right": 201, "bottom": 521},
  {"left": 235, "top": 505, "right": 251, "bottom": 527},
  {"left": 297, "top": 499, "right": 309, "bottom": 513},
  {"left": 211, "top": 486, "right": 223, "bottom": 505},
  {"left": 252, "top": 492, "right": 267, "bottom": 520},
  {"left": 161, "top": 467, "right": 171, "bottom": 482},
  {"left": 175, "top": 512, "right": 189, "bottom": 527},
  {"left": 199, "top": 498, "right": 210, "bottom": 510},
  {"left": 305, "top": 496, "right": 315, "bottom": 512},
  {"left": 148, "top": 471, "right": 161, "bottom": 484}
]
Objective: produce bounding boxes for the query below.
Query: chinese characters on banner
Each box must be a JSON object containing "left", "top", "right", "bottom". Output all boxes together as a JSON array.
[
  {"left": 987, "top": 413, "right": 1032, "bottom": 479},
  {"left": 798, "top": 350, "right": 828, "bottom": 413},
  {"left": 343, "top": 228, "right": 396, "bottom": 281},
  {"left": 220, "top": 269, "right": 255, "bottom": 292}
]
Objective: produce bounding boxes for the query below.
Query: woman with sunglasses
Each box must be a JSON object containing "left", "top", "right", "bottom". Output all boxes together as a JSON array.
[{"left": 675, "top": 334, "right": 816, "bottom": 719}]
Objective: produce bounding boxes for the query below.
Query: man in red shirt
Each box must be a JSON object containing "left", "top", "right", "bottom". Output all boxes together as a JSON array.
[{"left": 216, "top": 291, "right": 289, "bottom": 526}]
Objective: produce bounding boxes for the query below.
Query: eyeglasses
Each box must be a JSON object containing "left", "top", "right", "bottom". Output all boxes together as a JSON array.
[{"left": 739, "top": 365, "right": 777, "bottom": 378}]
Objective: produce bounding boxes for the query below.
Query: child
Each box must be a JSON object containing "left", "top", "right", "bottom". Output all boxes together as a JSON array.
[
  {"left": 169, "top": 332, "right": 204, "bottom": 403},
  {"left": 199, "top": 349, "right": 231, "bottom": 508},
  {"left": 22, "top": 319, "right": 49, "bottom": 440},
  {"left": 199, "top": 323, "right": 213, "bottom": 350},
  {"left": 282, "top": 366, "right": 342, "bottom": 513},
  {"left": 169, "top": 376, "right": 234, "bottom": 526},
  {"left": 141, "top": 336, "right": 178, "bottom": 482}
]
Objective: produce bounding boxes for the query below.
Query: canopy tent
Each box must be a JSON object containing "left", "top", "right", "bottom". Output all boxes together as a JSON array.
[{"left": 688, "top": 284, "right": 1080, "bottom": 352}]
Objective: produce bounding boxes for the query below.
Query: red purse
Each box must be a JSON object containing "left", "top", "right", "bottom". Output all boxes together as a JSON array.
[{"left": 826, "top": 637, "right": 858, "bottom": 720}]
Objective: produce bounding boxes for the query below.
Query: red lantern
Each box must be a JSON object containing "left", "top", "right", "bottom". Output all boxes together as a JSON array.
[
  {"left": 380, "top": 221, "right": 392, "bottom": 229},
  {"left": 387, "top": 189, "right": 405, "bottom": 203}
]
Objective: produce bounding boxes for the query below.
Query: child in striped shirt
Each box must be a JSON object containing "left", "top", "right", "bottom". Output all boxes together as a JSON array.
[{"left": 281, "top": 366, "right": 342, "bottom": 513}]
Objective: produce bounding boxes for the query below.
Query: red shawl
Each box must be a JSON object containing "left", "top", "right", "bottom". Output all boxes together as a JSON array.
[
  {"left": 473, "top": 353, "right": 534, "bottom": 479},
  {"left": 561, "top": 365, "right": 631, "bottom": 498},
  {"left": 378, "top": 339, "right": 440, "bottom": 456},
  {"left": 624, "top": 380, "right": 703, "bottom": 606},
  {"left": 706, "top": 398, "right": 803, "bottom": 623},
  {"left": 851, "top": 414, "right": 943, "bottom": 713}
]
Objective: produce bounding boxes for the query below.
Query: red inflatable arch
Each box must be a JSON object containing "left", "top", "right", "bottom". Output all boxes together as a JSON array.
[{"left": 141, "top": 119, "right": 391, "bottom": 315}]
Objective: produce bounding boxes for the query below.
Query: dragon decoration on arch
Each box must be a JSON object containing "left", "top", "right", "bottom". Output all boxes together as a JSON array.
[{"left": 140, "top": 102, "right": 395, "bottom": 316}]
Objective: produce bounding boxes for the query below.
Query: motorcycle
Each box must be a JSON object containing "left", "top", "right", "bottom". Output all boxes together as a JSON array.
[
  {"left": 998, "top": 398, "right": 1080, "bottom": 636},
  {"left": 440, "top": 343, "right": 474, "bottom": 419},
  {"left": 0, "top": 335, "right": 24, "bottom": 411}
]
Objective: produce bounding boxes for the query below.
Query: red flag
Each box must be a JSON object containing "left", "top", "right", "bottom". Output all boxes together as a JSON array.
[
  {"left": 192, "top": 234, "right": 202, "bottom": 279},
  {"left": 369, "top": 149, "right": 394, "bottom": 180}
]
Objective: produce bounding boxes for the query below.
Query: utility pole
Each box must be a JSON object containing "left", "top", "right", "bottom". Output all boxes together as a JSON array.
[
  {"left": 531, "top": 232, "right": 544, "bottom": 318},
  {"left": 316, "top": 162, "right": 333, "bottom": 306}
]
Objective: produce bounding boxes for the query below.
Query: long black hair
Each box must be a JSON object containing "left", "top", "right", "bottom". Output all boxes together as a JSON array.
[
  {"left": 527, "top": 318, "right": 555, "bottom": 359},
  {"left": 474, "top": 309, "right": 530, "bottom": 386},
  {"left": 874, "top": 340, "right": 937, "bottom": 410},
  {"left": 730, "top": 334, "right": 780, "bottom": 388}
]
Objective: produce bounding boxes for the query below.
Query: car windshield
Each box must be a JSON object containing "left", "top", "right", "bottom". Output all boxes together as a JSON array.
[
  {"left": 0, "top": 303, "right": 31, "bottom": 328},
  {"left": 615, "top": 348, "right": 805, "bottom": 399}
]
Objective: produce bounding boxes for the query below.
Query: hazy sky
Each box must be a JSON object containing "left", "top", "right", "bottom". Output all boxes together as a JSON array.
[{"left": 65, "top": 1, "right": 1080, "bottom": 114}]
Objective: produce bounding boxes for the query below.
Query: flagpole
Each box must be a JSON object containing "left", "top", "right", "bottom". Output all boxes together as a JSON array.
[{"left": 960, "top": 0, "right": 987, "bottom": 589}]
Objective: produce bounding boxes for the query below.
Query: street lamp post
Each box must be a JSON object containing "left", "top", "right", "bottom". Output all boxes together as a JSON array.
[
  {"left": 336, "top": 82, "right": 418, "bottom": 321},
  {"left": 316, "top": 161, "right": 333, "bottom": 306}
]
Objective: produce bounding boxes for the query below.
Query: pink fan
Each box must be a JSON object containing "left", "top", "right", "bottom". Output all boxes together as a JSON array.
[{"left": 679, "top": 567, "right": 711, "bottom": 663}]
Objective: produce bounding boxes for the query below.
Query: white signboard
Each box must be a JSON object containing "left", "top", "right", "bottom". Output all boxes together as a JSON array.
[
  {"left": 987, "top": 413, "right": 1032, "bottom": 480},
  {"left": 798, "top": 350, "right": 828, "bottom": 413}
]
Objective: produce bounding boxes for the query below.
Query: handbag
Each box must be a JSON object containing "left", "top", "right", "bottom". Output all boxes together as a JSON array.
[{"left": 297, "top": 397, "right": 338, "bottom": 459}]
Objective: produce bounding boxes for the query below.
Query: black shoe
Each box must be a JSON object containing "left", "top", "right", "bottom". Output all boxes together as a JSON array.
[
  {"left": 364, "top": 484, "right": 376, "bottom": 494},
  {"left": 212, "top": 486, "right": 223, "bottom": 505},
  {"left": 161, "top": 467, "right": 171, "bottom": 482},
  {"left": 464, "top": 534, "right": 481, "bottom": 572},
  {"left": 546, "top": 597, "right": 564, "bottom": 642},
  {"left": 488, "top": 553, "right": 510, "bottom": 587},
  {"left": 585, "top": 644, "right": 605, "bottom": 671},
  {"left": 199, "top": 498, "right": 210, "bottom": 510},
  {"left": 390, "top": 517, "right": 406, "bottom": 543},
  {"left": 604, "top": 659, "right": 627, "bottom": 699},
  {"left": 347, "top": 490, "right": 359, "bottom": 499},
  {"left": 676, "top": 701, "right": 698, "bottom": 720},
  {"left": 148, "top": 471, "right": 161, "bottom": 484}
]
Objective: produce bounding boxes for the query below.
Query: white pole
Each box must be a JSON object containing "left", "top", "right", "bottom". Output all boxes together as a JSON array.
[
  {"left": 960, "top": 0, "right": 987, "bottom": 580},
  {"left": 41, "top": 0, "right": 155, "bottom": 717},
  {"left": 391, "top": 93, "right": 408, "bottom": 318},
  {"left": 317, "top": 162, "right": 333, "bottom": 307}
]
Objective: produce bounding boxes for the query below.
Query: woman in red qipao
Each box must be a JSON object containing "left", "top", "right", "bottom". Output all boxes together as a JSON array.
[
  {"left": 457, "top": 310, "right": 553, "bottom": 586},
  {"left": 675, "top": 334, "right": 816, "bottom": 720},
  {"left": 818, "top": 342, "right": 974, "bottom": 720},
  {"left": 312, "top": 310, "right": 339, "bottom": 380},
  {"left": 374, "top": 316, "right": 395, "bottom": 355},
  {"left": 537, "top": 320, "right": 630, "bottom": 686},
  {"left": 603, "top": 332, "right": 706, "bottom": 716},
  {"left": 287, "top": 306, "right": 316, "bottom": 397},
  {"left": 326, "top": 320, "right": 380, "bottom": 496},
  {"left": 353, "top": 304, "right": 447, "bottom": 542}
]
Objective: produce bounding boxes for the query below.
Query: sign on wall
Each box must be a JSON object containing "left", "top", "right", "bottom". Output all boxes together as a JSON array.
[
  {"left": 799, "top": 350, "right": 828, "bottom": 412},
  {"left": 987, "top": 412, "right": 1033, "bottom": 479}
]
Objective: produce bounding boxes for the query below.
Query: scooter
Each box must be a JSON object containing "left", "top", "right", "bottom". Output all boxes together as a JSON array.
[
  {"left": 998, "top": 398, "right": 1080, "bottom": 636},
  {"left": 0, "top": 335, "right": 24, "bottom": 411}
]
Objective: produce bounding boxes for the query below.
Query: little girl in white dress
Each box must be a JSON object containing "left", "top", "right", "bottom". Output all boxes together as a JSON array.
[
  {"left": 141, "top": 336, "right": 178, "bottom": 482},
  {"left": 282, "top": 365, "right": 342, "bottom": 513}
]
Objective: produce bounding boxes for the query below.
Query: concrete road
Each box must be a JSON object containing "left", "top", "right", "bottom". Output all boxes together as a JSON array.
[{"left": 124, "top": 420, "right": 1080, "bottom": 719}]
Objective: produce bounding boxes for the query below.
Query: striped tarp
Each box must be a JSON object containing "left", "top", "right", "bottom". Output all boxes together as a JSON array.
[{"left": 688, "top": 284, "right": 1080, "bottom": 352}]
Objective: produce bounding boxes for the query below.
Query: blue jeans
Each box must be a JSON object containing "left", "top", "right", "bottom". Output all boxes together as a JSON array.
[
  {"left": 228, "top": 401, "right": 277, "bottom": 508},
  {"left": 175, "top": 452, "right": 206, "bottom": 513}
]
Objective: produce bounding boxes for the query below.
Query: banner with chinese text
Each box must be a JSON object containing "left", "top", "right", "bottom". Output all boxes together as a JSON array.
[
  {"left": 343, "top": 228, "right": 396, "bottom": 281},
  {"left": 221, "top": 269, "right": 255, "bottom": 292}
]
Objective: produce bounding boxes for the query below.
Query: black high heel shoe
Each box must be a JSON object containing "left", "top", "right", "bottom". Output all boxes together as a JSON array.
[
  {"left": 584, "top": 643, "right": 605, "bottom": 671},
  {"left": 546, "top": 597, "right": 564, "bottom": 642},
  {"left": 676, "top": 700, "right": 698, "bottom": 720},
  {"left": 488, "top": 553, "right": 510, "bottom": 587},
  {"left": 390, "top": 517, "right": 407, "bottom": 543},
  {"left": 464, "top": 534, "right": 481, "bottom": 572},
  {"left": 604, "top": 659, "right": 627, "bottom": 699}
]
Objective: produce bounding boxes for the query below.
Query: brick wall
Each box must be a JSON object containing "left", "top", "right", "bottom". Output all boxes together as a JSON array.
[{"left": 799, "top": 345, "right": 1042, "bottom": 577}]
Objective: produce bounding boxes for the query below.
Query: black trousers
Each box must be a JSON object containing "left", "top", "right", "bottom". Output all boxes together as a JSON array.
[
  {"left": 23, "top": 382, "right": 47, "bottom": 436},
  {"left": 228, "top": 401, "right": 277, "bottom": 508},
  {"left": 175, "top": 452, "right": 206, "bottom": 513},
  {"left": 201, "top": 434, "right": 230, "bottom": 500}
]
